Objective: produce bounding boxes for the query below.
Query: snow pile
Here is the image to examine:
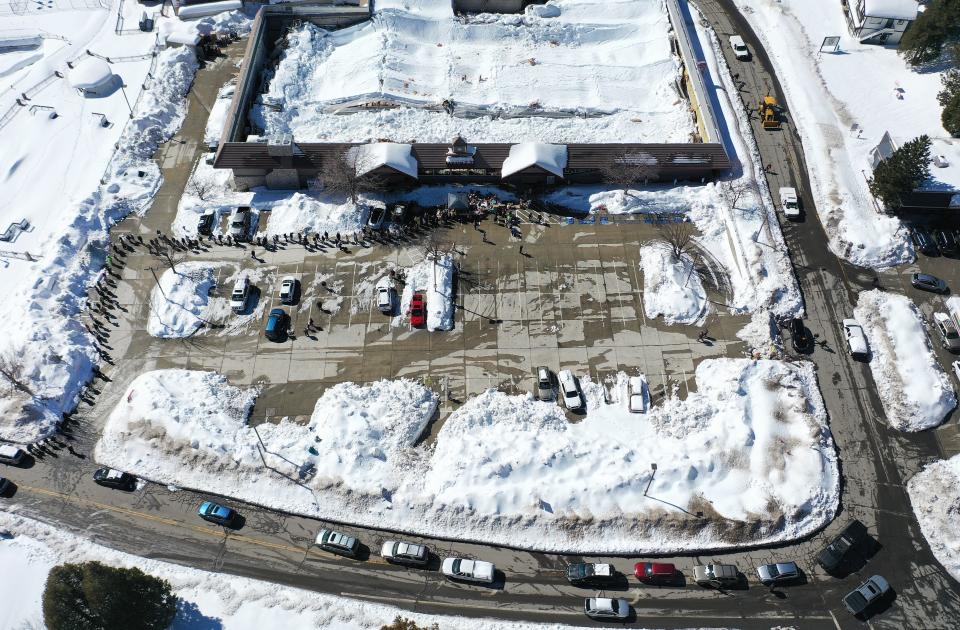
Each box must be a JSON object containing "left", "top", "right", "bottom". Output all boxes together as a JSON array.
[
  {"left": 147, "top": 263, "right": 218, "bottom": 338},
  {"left": 351, "top": 142, "right": 418, "bottom": 179},
  {"left": 0, "top": 46, "right": 199, "bottom": 444},
  {"left": 729, "top": 0, "right": 915, "bottom": 267},
  {"left": 638, "top": 240, "right": 708, "bottom": 325},
  {"left": 501, "top": 142, "right": 567, "bottom": 178},
  {"left": 0, "top": 512, "right": 574, "bottom": 630},
  {"left": 399, "top": 254, "right": 456, "bottom": 331},
  {"left": 250, "top": 0, "right": 692, "bottom": 143},
  {"left": 908, "top": 455, "right": 960, "bottom": 583},
  {"left": 204, "top": 81, "right": 235, "bottom": 145},
  {"left": 96, "top": 360, "right": 837, "bottom": 553},
  {"left": 737, "top": 309, "right": 782, "bottom": 358},
  {"left": 853, "top": 290, "right": 956, "bottom": 431}
]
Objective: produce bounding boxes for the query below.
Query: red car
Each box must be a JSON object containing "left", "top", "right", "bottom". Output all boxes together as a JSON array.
[
  {"left": 634, "top": 562, "right": 676, "bottom": 584},
  {"left": 410, "top": 293, "right": 426, "bottom": 328}
]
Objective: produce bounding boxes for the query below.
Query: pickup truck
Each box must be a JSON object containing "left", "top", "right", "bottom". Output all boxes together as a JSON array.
[
  {"left": 566, "top": 562, "right": 616, "bottom": 586},
  {"left": 693, "top": 563, "right": 739, "bottom": 587},
  {"left": 817, "top": 520, "right": 867, "bottom": 573},
  {"left": 843, "top": 575, "right": 889, "bottom": 615}
]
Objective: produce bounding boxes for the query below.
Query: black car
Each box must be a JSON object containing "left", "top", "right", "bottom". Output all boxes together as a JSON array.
[
  {"left": 93, "top": 467, "right": 137, "bottom": 490},
  {"left": 817, "top": 520, "right": 867, "bottom": 573},
  {"left": 910, "top": 226, "right": 940, "bottom": 256},
  {"left": 789, "top": 318, "right": 813, "bottom": 352},
  {"left": 197, "top": 211, "right": 215, "bottom": 236},
  {"left": 566, "top": 563, "right": 617, "bottom": 587},
  {"left": 912, "top": 272, "right": 948, "bottom": 294},
  {"left": 934, "top": 228, "right": 960, "bottom": 257}
]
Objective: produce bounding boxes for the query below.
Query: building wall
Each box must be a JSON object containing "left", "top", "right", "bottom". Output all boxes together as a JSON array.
[{"left": 452, "top": 0, "right": 526, "bottom": 14}]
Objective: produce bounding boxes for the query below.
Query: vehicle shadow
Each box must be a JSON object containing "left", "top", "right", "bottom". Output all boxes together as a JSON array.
[
  {"left": 860, "top": 587, "right": 897, "bottom": 621},
  {"left": 227, "top": 515, "right": 246, "bottom": 531},
  {"left": 237, "top": 286, "right": 262, "bottom": 316}
]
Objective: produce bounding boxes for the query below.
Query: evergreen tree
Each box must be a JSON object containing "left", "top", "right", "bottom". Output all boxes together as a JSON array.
[
  {"left": 899, "top": 0, "right": 957, "bottom": 66},
  {"left": 381, "top": 617, "right": 440, "bottom": 630},
  {"left": 939, "top": 69, "right": 960, "bottom": 136},
  {"left": 43, "top": 561, "right": 177, "bottom": 630},
  {"left": 869, "top": 135, "right": 932, "bottom": 208}
]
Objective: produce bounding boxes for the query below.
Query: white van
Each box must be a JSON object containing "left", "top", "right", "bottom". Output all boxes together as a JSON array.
[
  {"left": 0, "top": 444, "right": 26, "bottom": 466},
  {"left": 729, "top": 35, "right": 750, "bottom": 60},
  {"left": 779, "top": 187, "right": 801, "bottom": 220},
  {"left": 230, "top": 276, "right": 250, "bottom": 313},
  {"left": 557, "top": 369, "right": 583, "bottom": 411}
]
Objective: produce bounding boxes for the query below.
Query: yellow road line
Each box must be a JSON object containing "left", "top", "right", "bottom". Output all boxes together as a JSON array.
[{"left": 19, "top": 484, "right": 389, "bottom": 565}]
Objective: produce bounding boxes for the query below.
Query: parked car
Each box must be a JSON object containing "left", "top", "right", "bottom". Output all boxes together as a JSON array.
[
  {"left": 756, "top": 561, "right": 799, "bottom": 586},
  {"left": 934, "top": 313, "right": 960, "bottom": 351},
  {"left": 934, "top": 228, "right": 960, "bottom": 257},
  {"left": 843, "top": 575, "right": 890, "bottom": 615},
  {"left": 953, "top": 360, "right": 960, "bottom": 383},
  {"left": 729, "top": 35, "right": 750, "bottom": 60},
  {"left": 230, "top": 276, "right": 250, "bottom": 313},
  {"left": 583, "top": 597, "right": 630, "bottom": 620},
  {"left": 441, "top": 557, "right": 495, "bottom": 584},
  {"left": 0, "top": 477, "right": 10, "bottom": 496},
  {"left": 279, "top": 277, "right": 298, "bottom": 305},
  {"left": 197, "top": 501, "right": 237, "bottom": 526},
  {"left": 376, "top": 285, "right": 394, "bottom": 314},
  {"left": 0, "top": 444, "right": 25, "bottom": 466},
  {"left": 912, "top": 272, "right": 948, "bottom": 294},
  {"left": 391, "top": 203, "right": 408, "bottom": 225},
  {"left": 381, "top": 540, "right": 429, "bottom": 566},
  {"left": 197, "top": 210, "right": 215, "bottom": 236},
  {"left": 628, "top": 376, "right": 648, "bottom": 413},
  {"left": 634, "top": 561, "right": 676, "bottom": 585},
  {"left": 366, "top": 203, "right": 387, "bottom": 230},
  {"left": 910, "top": 226, "right": 940, "bottom": 256},
  {"left": 778, "top": 187, "right": 801, "bottom": 220},
  {"left": 817, "top": 520, "right": 867, "bottom": 573},
  {"left": 264, "top": 307, "right": 288, "bottom": 342},
  {"left": 566, "top": 563, "right": 616, "bottom": 587},
  {"left": 789, "top": 318, "right": 813, "bottom": 352},
  {"left": 93, "top": 467, "right": 136, "bottom": 491},
  {"left": 410, "top": 293, "right": 426, "bottom": 328},
  {"left": 842, "top": 319, "right": 869, "bottom": 360},
  {"left": 228, "top": 206, "right": 251, "bottom": 241},
  {"left": 693, "top": 564, "right": 739, "bottom": 588},
  {"left": 316, "top": 529, "right": 360, "bottom": 557},
  {"left": 557, "top": 369, "right": 583, "bottom": 411},
  {"left": 535, "top": 366, "right": 554, "bottom": 401}
]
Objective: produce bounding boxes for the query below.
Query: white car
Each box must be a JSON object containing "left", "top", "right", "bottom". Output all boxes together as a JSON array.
[
  {"left": 376, "top": 285, "right": 394, "bottom": 314},
  {"left": 381, "top": 540, "right": 428, "bottom": 567},
  {"left": 441, "top": 557, "right": 495, "bottom": 584},
  {"left": 628, "top": 375, "right": 648, "bottom": 413},
  {"left": 953, "top": 361, "right": 960, "bottom": 383},
  {"left": 557, "top": 369, "right": 583, "bottom": 411},
  {"left": 778, "top": 187, "right": 801, "bottom": 220},
  {"left": 584, "top": 597, "right": 630, "bottom": 620},
  {"left": 230, "top": 276, "right": 250, "bottom": 313},
  {"left": 842, "top": 319, "right": 869, "bottom": 360},
  {"left": 729, "top": 35, "right": 750, "bottom": 60},
  {"left": 279, "top": 276, "right": 298, "bottom": 305},
  {"left": 933, "top": 313, "right": 960, "bottom": 351}
]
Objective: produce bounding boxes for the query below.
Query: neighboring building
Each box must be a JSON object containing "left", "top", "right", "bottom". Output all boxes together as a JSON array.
[
  {"left": 891, "top": 190, "right": 960, "bottom": 219},
  {"left": 847, "top": 0, "right": 920, "bottom": 45}
]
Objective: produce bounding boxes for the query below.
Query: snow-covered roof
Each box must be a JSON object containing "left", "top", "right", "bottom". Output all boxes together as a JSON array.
[
  {"left": 862, "top": 0, "right": 919, "bottom": 20},
  {"left": 0, "top": 32, "right": 42, "bottom": 49},
  {"left": 67, "top": 58, "right": 113, "bottom": 90},
  {"left": 352, "top": 142, "right": 418, "bottom": 179},
  {"left": 165, "top": 31, "right": 201, "bottom": 47},
  {"left": 176, "top": 0, "right": 242, "bottom": 19},
  {"left": 501, "top": 143, "right": 567, "bottom": 178}
]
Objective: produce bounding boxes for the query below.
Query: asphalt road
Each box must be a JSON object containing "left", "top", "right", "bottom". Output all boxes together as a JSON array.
[{"left": 4, "top": 2, "right": 960, "bottom": 629}]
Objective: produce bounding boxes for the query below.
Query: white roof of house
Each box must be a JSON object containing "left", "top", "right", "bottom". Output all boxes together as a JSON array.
[
  {"left": 176, "top": 0, "right": 242, "bottom": 19},
  {"left": 0, "top": 32, "right": 42, "bottom": 49},
  {"left": 862, "top": 0, "right": 919, "bottom": 20},
  {"left": 352, "top": 142, "right": 418, "bottom": 179},
  {"left": 67, "top": 58, "right": 113, "bottom": 90},
  {"left": 501, "top": 142, "right": 567, "bottom": 178}
]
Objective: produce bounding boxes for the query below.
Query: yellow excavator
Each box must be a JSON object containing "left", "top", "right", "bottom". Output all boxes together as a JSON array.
[{"left": 758, "top": 95, "right": 781, "bottom": 130}]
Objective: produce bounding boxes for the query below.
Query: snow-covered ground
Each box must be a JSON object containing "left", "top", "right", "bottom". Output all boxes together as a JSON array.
[
  {"left": 147, "top": 262, "right": 218, "bottom": 338},
  {"left": 0, "top": 511, "right": 579, "bottom": 630},
  {"left": 639, "top": 240, "right": 708, "bottom": 325},
  {"left": 909, "top": 454, "right": 960, "bottom": 583},
  {"left": 853, "top": 290, "right": 956, "bottom": 431},
  {"left": 95, "top": 360, "right": 837, "bottom": 553},
  {"left": 730, "top": 0, "right": 921, "bottom": 267},
  {"left": 0, "top": 6, "right": 250, "bottom": 444},
  {"left": 249, "top": 0, "right": 693, "bottom": 144},
  {"left": 398, "top": 254, "right": 456, "bottom": 331}
]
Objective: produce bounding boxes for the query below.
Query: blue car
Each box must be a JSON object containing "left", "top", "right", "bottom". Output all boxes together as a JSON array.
[
  {"left": 197, "top": 501, "right": 237, "bottom": 526},
  {"left": 265, "top": 307, "right": 288, "bottom": 341}
]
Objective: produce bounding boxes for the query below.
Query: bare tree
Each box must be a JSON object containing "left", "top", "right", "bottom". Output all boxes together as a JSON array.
[
  {"left": 0, "top": 351, "right": 34, "bottom": 397},
  {"left": 186, "top": 176, "right": 215, "bottom": 201},
  {"left": 321, "top": 148, "right": 388, "bottom": 203},
  {"left": 659, "top": 220, "right": 695, "bottom": 260},
  {"left": 154, "top": 242, "right": 185, "bottom": 273},
  {"left": 600, "top": 150, "right": 660, "bottom": 198},
  {"left": 722, "top": 179, "right": 756, "bottom": 210}
]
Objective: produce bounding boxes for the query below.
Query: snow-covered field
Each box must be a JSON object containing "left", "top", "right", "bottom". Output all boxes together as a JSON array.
[
  {"left": 909, "top": 454, "right": 960, "bottom": 583},
  {"left": 147, "top": 262, "right": 218, "bottom": 338},
  {"left": 730, "top": 0, "right": 922, "bottom": 267},
  {"left": 250, "top": 0, "right": 693, "bottom": 144},
  {"left": 853, "top": 290, "right": 956, "bottom": 431},
  {"left": 0, "top": 512, "right": 577, "bottom": 630},
  {"left": 95, "top": 360, "right": 837, "bottom": 553},
  {"left": 639, "top": 240, "right": 708, "bottom": 325}
]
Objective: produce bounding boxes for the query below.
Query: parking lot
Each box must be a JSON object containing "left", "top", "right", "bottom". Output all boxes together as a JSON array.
[{"left": 104, "top": 213, "right": 753, "bottom": 429}]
